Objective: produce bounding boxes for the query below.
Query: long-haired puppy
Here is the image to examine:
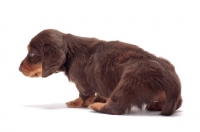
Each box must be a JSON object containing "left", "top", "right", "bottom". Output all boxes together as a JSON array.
[{"left": 19, "top": 29, "right": 182, "bottom": 115}]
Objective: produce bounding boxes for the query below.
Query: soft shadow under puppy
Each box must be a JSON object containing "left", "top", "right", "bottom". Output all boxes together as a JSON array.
[
  {"left": 90, "top": 107, "right": 182, "bottom": 117},
  {"left": 124, "top": 109, "right": 182, "bottom": 117},
  {"left": 24, "top": 103, "right": 67, "bottom": 110}
]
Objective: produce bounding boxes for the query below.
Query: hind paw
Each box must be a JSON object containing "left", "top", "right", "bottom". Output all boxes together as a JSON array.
[{"left": 89, "top": 103, "right": 105, "bottom": 112}]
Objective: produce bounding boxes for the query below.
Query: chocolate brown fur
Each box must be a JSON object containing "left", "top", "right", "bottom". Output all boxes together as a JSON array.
[{"left": 19, "top": 29, "right": 182, "bottom": 115}]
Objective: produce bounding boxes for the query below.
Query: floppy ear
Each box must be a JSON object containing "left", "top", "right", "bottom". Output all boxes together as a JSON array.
[{"left": 42, "top": 44, "right": 66, "bottom": 77}]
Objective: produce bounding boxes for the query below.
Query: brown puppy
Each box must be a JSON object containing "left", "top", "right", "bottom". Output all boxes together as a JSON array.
[{"left": 19, "top": 29, "right": 182, "bottom": 115}]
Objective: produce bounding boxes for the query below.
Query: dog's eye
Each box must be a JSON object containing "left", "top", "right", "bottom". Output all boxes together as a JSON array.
[{"left": 29, "top": 52, "right": 35, "bottom": 58}]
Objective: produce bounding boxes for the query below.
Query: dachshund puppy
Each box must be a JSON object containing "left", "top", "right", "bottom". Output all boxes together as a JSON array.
[{"left": 19, "top": 29, "right": 182, "bottom": 115}]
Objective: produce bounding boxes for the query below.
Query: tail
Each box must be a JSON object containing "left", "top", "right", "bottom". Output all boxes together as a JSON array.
[
  {"left": 155, "top": 57, "right": 182, "bottom": 116},
  {"left": 160, "top": 74, "right": 182, "bottom": 116},
  {"left": 176, "top": 96, "right": 182, "bottom": 110},
  {"left": 161, "top": 95, "right": 182, "bottom": 116}
]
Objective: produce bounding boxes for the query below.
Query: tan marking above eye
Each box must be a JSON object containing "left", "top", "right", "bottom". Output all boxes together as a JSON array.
[{"left": 27, "top": 45, "right": 30, "bottom": 51}]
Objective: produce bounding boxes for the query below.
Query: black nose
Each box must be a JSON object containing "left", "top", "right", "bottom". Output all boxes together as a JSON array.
[
  {"left": 19, "top": 62, "right": 23, "bottom": 72},
  {"left": 19, "top": 66, "right": 22, "bottom": 72}
]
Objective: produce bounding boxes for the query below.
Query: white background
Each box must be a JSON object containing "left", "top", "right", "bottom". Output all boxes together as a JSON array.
[{"left": 0, "top": 0, "right": 200, "bottom": 131}]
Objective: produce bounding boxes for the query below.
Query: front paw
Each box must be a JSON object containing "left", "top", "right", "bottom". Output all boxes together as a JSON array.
[{"left": 66, "top": 98, "right": 83, "bottom": 108}]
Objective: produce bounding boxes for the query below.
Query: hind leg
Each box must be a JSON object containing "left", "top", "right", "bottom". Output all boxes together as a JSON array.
[
  {"left": 90, "top": 69, "right": 141, "bottom": 115},
  {"left": 90, "top": 61, "right": 168, "bottom": 115},
  {"left": 90, "top": 80, "right": 132, "bottom": 114}
]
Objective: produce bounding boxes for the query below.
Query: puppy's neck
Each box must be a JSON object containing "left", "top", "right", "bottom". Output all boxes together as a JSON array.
[{"left": 62, "top": 33, "right": 99, "bottom": 56}]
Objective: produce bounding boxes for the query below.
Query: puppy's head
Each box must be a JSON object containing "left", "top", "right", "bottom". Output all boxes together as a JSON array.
[{"left": 19, "top": 29, "right": 66, "bottom": 78}]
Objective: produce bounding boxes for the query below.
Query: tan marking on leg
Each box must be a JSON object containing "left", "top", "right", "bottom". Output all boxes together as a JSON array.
[
  {"left": 89, "top": 103, "right": 105, "bottom": 111},
  {"left": 66, "top": 97, "right": 83, "bottom": 108}
]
